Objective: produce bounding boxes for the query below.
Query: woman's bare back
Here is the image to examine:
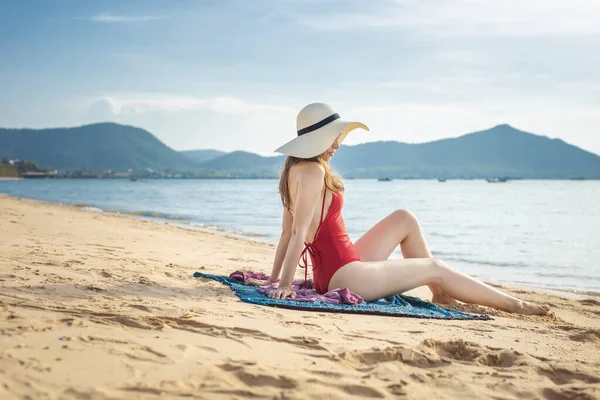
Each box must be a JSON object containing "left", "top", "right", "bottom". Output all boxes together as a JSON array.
[{"left": 287, "top": 162, "right": 332, "bottom": 243}]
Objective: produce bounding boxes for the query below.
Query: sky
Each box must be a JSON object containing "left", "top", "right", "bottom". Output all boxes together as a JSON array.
[{"left": 1, "top": 0, "right": 599, "bottom": 156}]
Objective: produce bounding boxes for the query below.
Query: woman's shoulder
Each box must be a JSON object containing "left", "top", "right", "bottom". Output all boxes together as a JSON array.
[{"left": 290, "top": 161, "right": 325, "bottom": 181}]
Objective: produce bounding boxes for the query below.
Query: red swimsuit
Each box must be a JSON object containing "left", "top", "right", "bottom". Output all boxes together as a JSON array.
[{"left": 299, "top": 189, "right": 362, "bottom": 294}]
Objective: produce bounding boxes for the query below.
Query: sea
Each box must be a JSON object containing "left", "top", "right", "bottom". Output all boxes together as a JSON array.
[{"left": 1, "top": 178, "right": 599, "bottom": 297}]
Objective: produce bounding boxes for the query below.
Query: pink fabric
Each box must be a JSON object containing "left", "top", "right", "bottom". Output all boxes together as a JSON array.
[{"left": 229, "top": 270, "right": 364, "bottom": 305}]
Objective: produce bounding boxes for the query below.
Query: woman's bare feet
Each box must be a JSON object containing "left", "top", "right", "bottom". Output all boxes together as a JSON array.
[
  {"left": 513, "top": 300, "right": 550, "bottom": 315},
  {"left": 431, "top": 293, "right": 458, "bottom": 305}
]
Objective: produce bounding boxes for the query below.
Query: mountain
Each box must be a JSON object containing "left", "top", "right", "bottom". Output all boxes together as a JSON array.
[
  {"left": 1, "top": 122, "right": 598, "bottom": 178},
  {"left": 180, "top": 149, "right": 226, "bottom": 163},
  {"left": 194, "top": 124, "right": 600, "bottom": 179},
  {"left": 0, "top": 123, "right": 197, "bottom": 171},
  {"left": 198, "top": 151, "right": 284, "bottom": 177},
  {"left": 330, "top": 124, "right": 600, "bottom": 178}
]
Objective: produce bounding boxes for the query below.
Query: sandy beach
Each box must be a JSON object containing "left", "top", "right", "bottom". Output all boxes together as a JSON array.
[{"left": 1, "top": 194, "right": 599, "bottom": 399}]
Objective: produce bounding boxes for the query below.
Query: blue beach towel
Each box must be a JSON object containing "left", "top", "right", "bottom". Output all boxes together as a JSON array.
[{"left": 194, "top": 272, "right": 491, "bottom": 320}]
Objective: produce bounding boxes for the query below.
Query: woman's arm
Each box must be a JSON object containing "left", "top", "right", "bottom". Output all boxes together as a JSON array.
[
  {"left": 268, "top": 207, "right": 293, "bottom": 282},
  {"left": 271, "top": 164, "right": 324, "bottom": 299}
]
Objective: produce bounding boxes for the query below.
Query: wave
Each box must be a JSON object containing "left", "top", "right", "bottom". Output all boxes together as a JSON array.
[
  {"left": 442, "top": 256, "right": 530, "bottom": 269},
  {"left": 553, "top": 289, "right": 600, "bottom": 297},
  {"left": 114, "top": 210, "right": 188, "bottom": 221},
  {"left": 186, "top": 222, "right": 269, "bottom": 240},
  {"left": 428, "top": 232, "right": 458, "bottom": 238},
  {"left": 518, "top": 282, "right": 600, "bottom": 298},
  {"left": 532, "top": 272, "right": 600, "bottom": 282},
  {"left": 431, "top": 250, "right": 471, "bottom": 257},
  {"left": 70, "top": 201, "right": 271, "bottom": 241}
]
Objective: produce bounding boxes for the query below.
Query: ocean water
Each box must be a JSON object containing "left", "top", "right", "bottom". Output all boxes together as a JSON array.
[{"left": 1, "top": 179, "right": 599, "bottom": 296}]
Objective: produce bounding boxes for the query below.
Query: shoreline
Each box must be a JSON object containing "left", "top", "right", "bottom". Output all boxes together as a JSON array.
[
  {"left": 1, "top": 192, "right": 597, "bottom": 299},
  {"left": 1, "top": 193, "right": 599, "bottom": 398},
  {"left": 0, "top": 192, "right": 273, "bottom": 240}
]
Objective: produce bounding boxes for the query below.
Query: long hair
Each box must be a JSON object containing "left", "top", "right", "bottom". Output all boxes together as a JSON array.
[{"left": 279, "top": 155, "right": 344, "bottom": 211}]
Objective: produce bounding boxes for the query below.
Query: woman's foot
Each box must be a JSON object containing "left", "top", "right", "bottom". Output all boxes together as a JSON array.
[
  {"left": 513, "top": 300, "right": 550, "bottom": 315},
  {"left": 431, "top": 293, "right": 458, "bottom": 305}
]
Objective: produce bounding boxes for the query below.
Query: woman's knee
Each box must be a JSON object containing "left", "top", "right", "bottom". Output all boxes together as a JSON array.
[
  {"left": 427, "top": 258, "right": 449, "bottom": 285},
  {"left": 392, "top": 209, "right": 420, "bottom": 227}
]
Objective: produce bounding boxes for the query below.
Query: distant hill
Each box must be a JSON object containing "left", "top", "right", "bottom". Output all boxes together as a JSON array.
[
  {"left": 1, "top": 123, "right": 598, "bottom": 178},
  {"left": 331, "top": 124, "right": 600, "bottom": 179},
  {"left": 198, "top": 151, "right": 284, "bottom": 177},
  {"left": 0, "top": 123, "right": 197, "bottom": 171},
  {"left": 180, "top": 149, "right": 226, "bottom": 163},
  {"left": 186, "top": 124, "right": 600, "bottom": 179}
]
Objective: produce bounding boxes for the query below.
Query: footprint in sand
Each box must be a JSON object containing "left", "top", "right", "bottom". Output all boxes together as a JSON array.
[
  {"left": 538, "top": 366, "right": 600, "bottom": 385},
  {"left": 567, "top": 329, "right": 600, "bottom": 343},
  {"left": 339, "top": 339, "right": 531, "bottom": 371},
  {"left": 338, "top": 384, "right": 386, "bottom": 398},
  {"left": 218, "top": 363, "right": 297, "bottom": 390},
  {"left": 578, "top": 299, "right": 600, "bottom": 307},
  {"left": 96, "top": 270, "right": 112, "bottom": 278},
  {"left": 129, "top": 304, "right": 152, "bottom": 313},
  {"left": 85, "top": 285, "right": 105, "bottom": 292}
]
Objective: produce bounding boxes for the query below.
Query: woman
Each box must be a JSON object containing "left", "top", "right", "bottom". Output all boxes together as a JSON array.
[{"left": 257, "top": 103, "right": 548, "bottom": 315}]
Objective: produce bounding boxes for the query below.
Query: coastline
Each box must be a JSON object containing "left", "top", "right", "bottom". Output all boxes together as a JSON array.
[
  {"left": 0, "top": 192, "right": 274, "bottom": 243},
  {"left": 1, "top": 194, "right": 600, "bottom": 399},
  {"left": 1, "top": 192, "right": 597, "bottom": 298}
]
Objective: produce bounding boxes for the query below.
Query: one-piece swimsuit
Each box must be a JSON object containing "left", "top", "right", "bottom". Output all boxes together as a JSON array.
[{"left": 298, "top": 188, "right": 362, "bottom": 294}]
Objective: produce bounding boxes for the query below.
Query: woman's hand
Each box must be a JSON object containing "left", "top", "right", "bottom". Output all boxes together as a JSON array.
[
  {"left": 246, "top": 278, "right": 271, "bottom": 286},
  {"left": 268, "top": 285, "right": 296, "bottom": 300},
  {"left": 246, "top": 277, "right": 279, "bottom": 286}
]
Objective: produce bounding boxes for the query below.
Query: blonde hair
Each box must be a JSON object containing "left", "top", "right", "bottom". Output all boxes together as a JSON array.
[{"left": 278, "top": 155, "right": 344, "bottom": 211}]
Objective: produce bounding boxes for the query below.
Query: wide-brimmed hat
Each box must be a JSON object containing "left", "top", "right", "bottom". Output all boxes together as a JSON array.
[{"left": 274, "top": 103, "right": 368, "bottom": 159}]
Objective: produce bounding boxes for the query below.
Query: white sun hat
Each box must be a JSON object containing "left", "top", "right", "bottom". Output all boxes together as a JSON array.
[{"left": 274, "top": 103, "right": 369, "bottom": 159}]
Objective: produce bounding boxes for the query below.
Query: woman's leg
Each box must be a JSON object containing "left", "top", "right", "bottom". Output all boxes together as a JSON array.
[
  {"left": 353, "top": 209, "right": 454, "bottom": 303},
  {"left": 329, "top": 259, "right": 548, "bottom": 315}
]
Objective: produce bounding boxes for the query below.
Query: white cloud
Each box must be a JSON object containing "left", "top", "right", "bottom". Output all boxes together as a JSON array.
[
  {"left": 340, "top": 98, "right": 600, "bottom": 156},
  {"left": 99, "top": 93, "right": 295, "bottom": 116},
  {"left": 83, "top": 94, "right": 299, "bottom": 154},
  {"left": 294, "top": 0, "right": 600, "bottom": 36},
  {"left": 83, "top": 99, "right": 118, "bottom": 123},
  {"left": 89, "top": 13, "right": 166, "bottom": 23}
]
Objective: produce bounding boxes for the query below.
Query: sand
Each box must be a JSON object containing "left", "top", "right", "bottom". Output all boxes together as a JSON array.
[{"left": 1, "top": 194, "right": 599, "bottom": 400}]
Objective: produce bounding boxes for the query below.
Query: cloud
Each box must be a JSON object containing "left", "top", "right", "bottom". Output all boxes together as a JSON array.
[
  {"left": 83, "top": 94, "right": 299, "bottom": 154},
  {"left": 83, "top": 99, "right": 118, "bottom": 123},
  {"left": 88, "top": 13, "right": 167, "bottom": 23},
  {"left": 98, "top": 93, "right": 296, "bottom": 116},
  {"left": 293, "top": 0, "right": 600, "bottom": 36}
]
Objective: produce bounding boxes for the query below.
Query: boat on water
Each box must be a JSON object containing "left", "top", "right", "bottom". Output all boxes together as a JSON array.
[
  {"left": 377, "top": 177, "right": 393, "bottom": 182},
  {"left": 438, "top": 178, "right": 447, "bottom": 182},
  {"left": 486, "top": 177, "right": 508, "bottom": 183}
]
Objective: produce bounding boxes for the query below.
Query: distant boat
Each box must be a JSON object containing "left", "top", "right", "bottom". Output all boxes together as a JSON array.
[
  {"left": 438, "top": 178, "right": 447, "bottom": 182},
  {"left": 486, "top": 177, "right": 508, "bottom": 183},
  {"left": 129, "top": 177, "right": 138, "bottom": 182},
  {"left": 377, "top": 177, "right": 393, "bottom": 182},
  {"left": 570, "top": 177, "right": 585, "bottom": 180}
]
